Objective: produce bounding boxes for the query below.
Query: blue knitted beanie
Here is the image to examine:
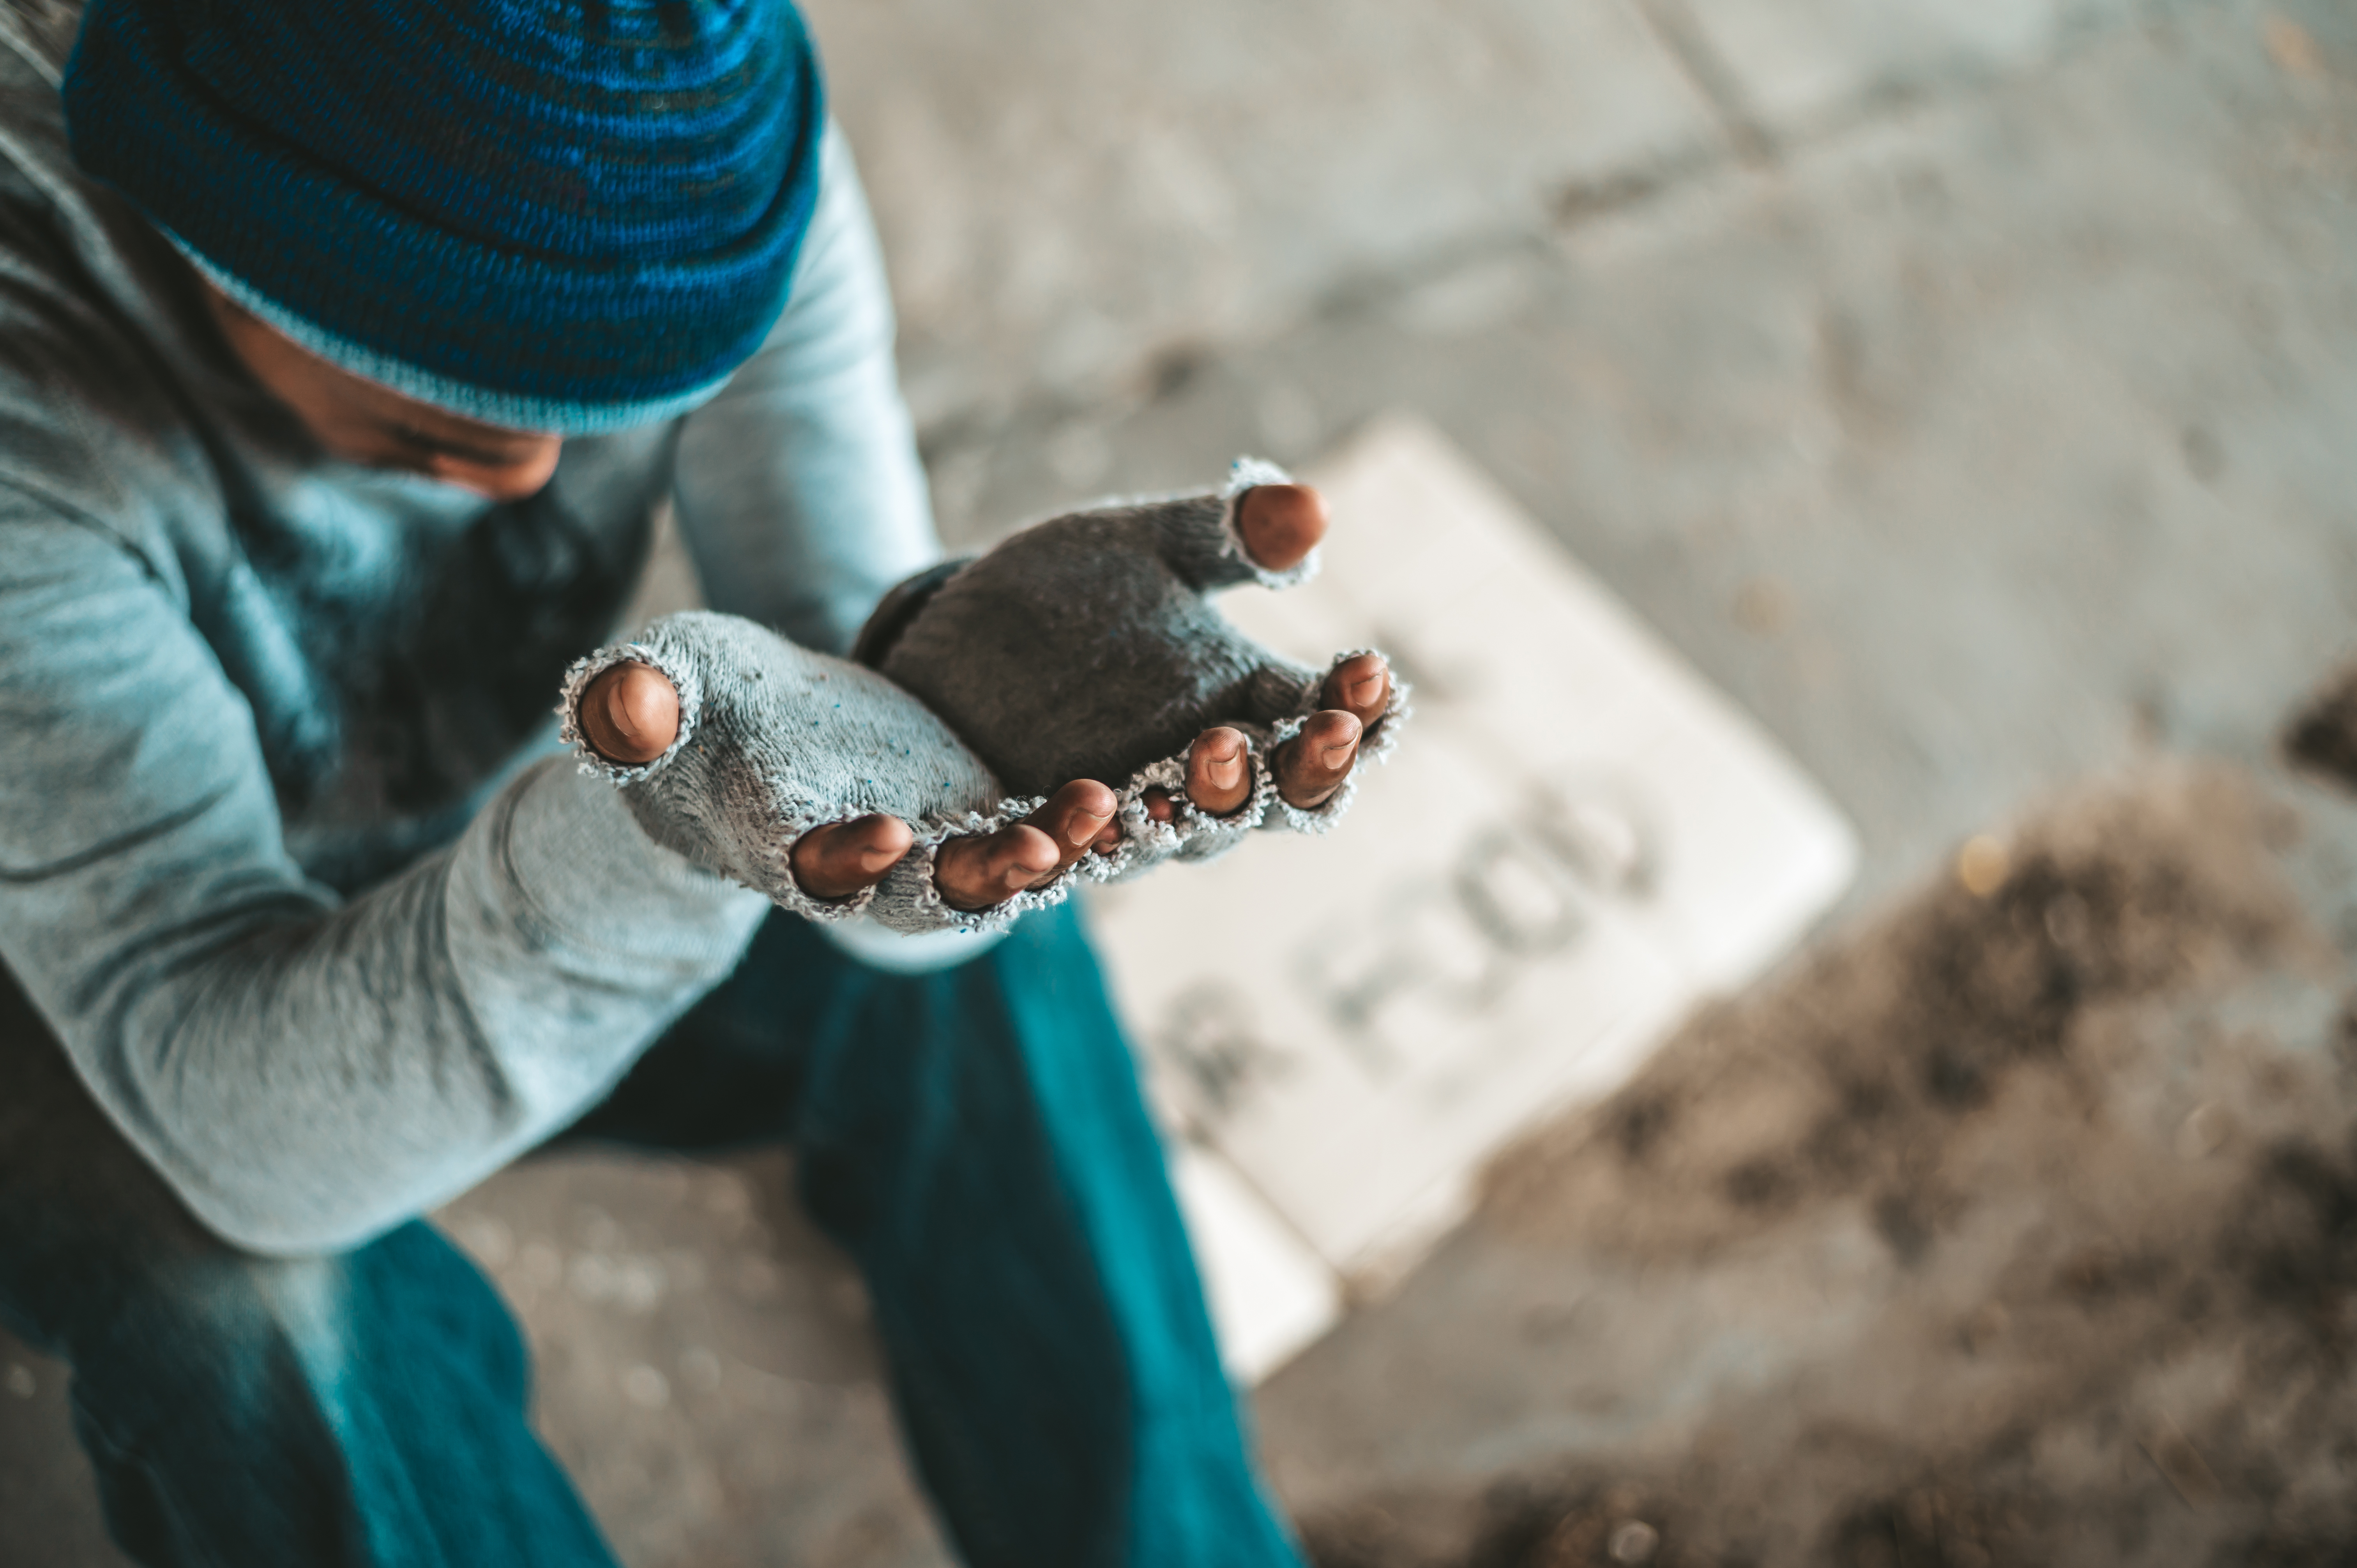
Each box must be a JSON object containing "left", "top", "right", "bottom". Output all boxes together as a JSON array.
[{"left": 63, "top": 0, "right": 827, "bottom": 434}]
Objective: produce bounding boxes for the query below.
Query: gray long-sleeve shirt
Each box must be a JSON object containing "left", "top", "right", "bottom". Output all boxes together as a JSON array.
[{"left": 0, "top": 18, "right": 940, "bottom": 1254}]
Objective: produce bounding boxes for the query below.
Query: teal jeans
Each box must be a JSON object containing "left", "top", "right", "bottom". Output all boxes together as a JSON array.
[{"left": 0, "top": 904, "right": 1303, "bottom": 1567}]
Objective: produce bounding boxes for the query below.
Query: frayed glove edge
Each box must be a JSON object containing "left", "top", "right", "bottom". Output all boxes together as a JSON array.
[
  {"left": 556, "top": 641, "right": 704, "bottom": 786},
  {"left": 1219, "top": 455, "right": 1320, "bottom": 591}
]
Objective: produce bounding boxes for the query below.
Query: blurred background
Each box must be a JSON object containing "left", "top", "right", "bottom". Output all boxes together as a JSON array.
[{"left": 8, "top": 0, "right": 2357, "bottom": 1563}]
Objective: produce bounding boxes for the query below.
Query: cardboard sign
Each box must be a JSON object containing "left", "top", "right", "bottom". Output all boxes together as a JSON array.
[{"left": 1087, "top": 416, "right": 1857, "bottom": 1381}]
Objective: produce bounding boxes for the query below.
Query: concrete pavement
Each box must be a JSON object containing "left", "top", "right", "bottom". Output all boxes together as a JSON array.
[{"left": 6, "top": 0, "right": 2355, "bottom": 1562}]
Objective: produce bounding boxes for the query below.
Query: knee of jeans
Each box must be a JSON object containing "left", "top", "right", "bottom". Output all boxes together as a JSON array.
[
  {"left": 175, "top": 1247, "right": 349, "bottom": 1367},
  {"left": 57, "top": 1247, "right": 362, "bottom": 1443},
  {"left": 43, "top": 1249, "right": 375, "bottom": 1565}
]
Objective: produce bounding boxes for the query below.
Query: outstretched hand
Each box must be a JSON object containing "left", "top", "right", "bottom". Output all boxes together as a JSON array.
[{"left": 574, "top": 483, "right": 1389, "bottom": 914}]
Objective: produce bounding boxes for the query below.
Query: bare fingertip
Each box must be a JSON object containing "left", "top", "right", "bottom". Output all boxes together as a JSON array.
[
  {"left": 859, "top": 823, "right": 912, "bottom": 874},
  {"left": 1238, "top": 484, "right": 1328, "bottom": 571},
  {"left": 1308, "top": 709, "right": 1363, "bottom": 746},
  {"left": 581, "top": 662, "right": 680, "bottom": 765},
  {"left": 614, "top": 664, "right": 679, "bottom": 744},
  {"left": 1010, "top": 824, "right": 1061, "bottom": 875},
  {"left": 1332, "top": 655, "right": 1390, "bottom": 718}
]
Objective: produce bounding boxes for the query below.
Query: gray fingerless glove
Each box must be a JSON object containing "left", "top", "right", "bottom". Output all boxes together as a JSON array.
[
  {"left": 558, "top": 611, "right": 1036, "bottom": 933},
  {"left": 859, "top": 457, "right": 1408, "bottom": 886},
  {"left": 559, "top": 460, "right": 1406, "bottom": 936}
]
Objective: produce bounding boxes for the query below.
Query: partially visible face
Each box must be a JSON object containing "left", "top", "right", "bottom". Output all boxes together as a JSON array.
[{"left": 197, "top": 278, "right": 565, "bottom": 502}]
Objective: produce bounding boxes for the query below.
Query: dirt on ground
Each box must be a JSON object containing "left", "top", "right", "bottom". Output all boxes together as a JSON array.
[{"left": 1289, "top": 760, "right": 2357, "bottom": 1568}]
